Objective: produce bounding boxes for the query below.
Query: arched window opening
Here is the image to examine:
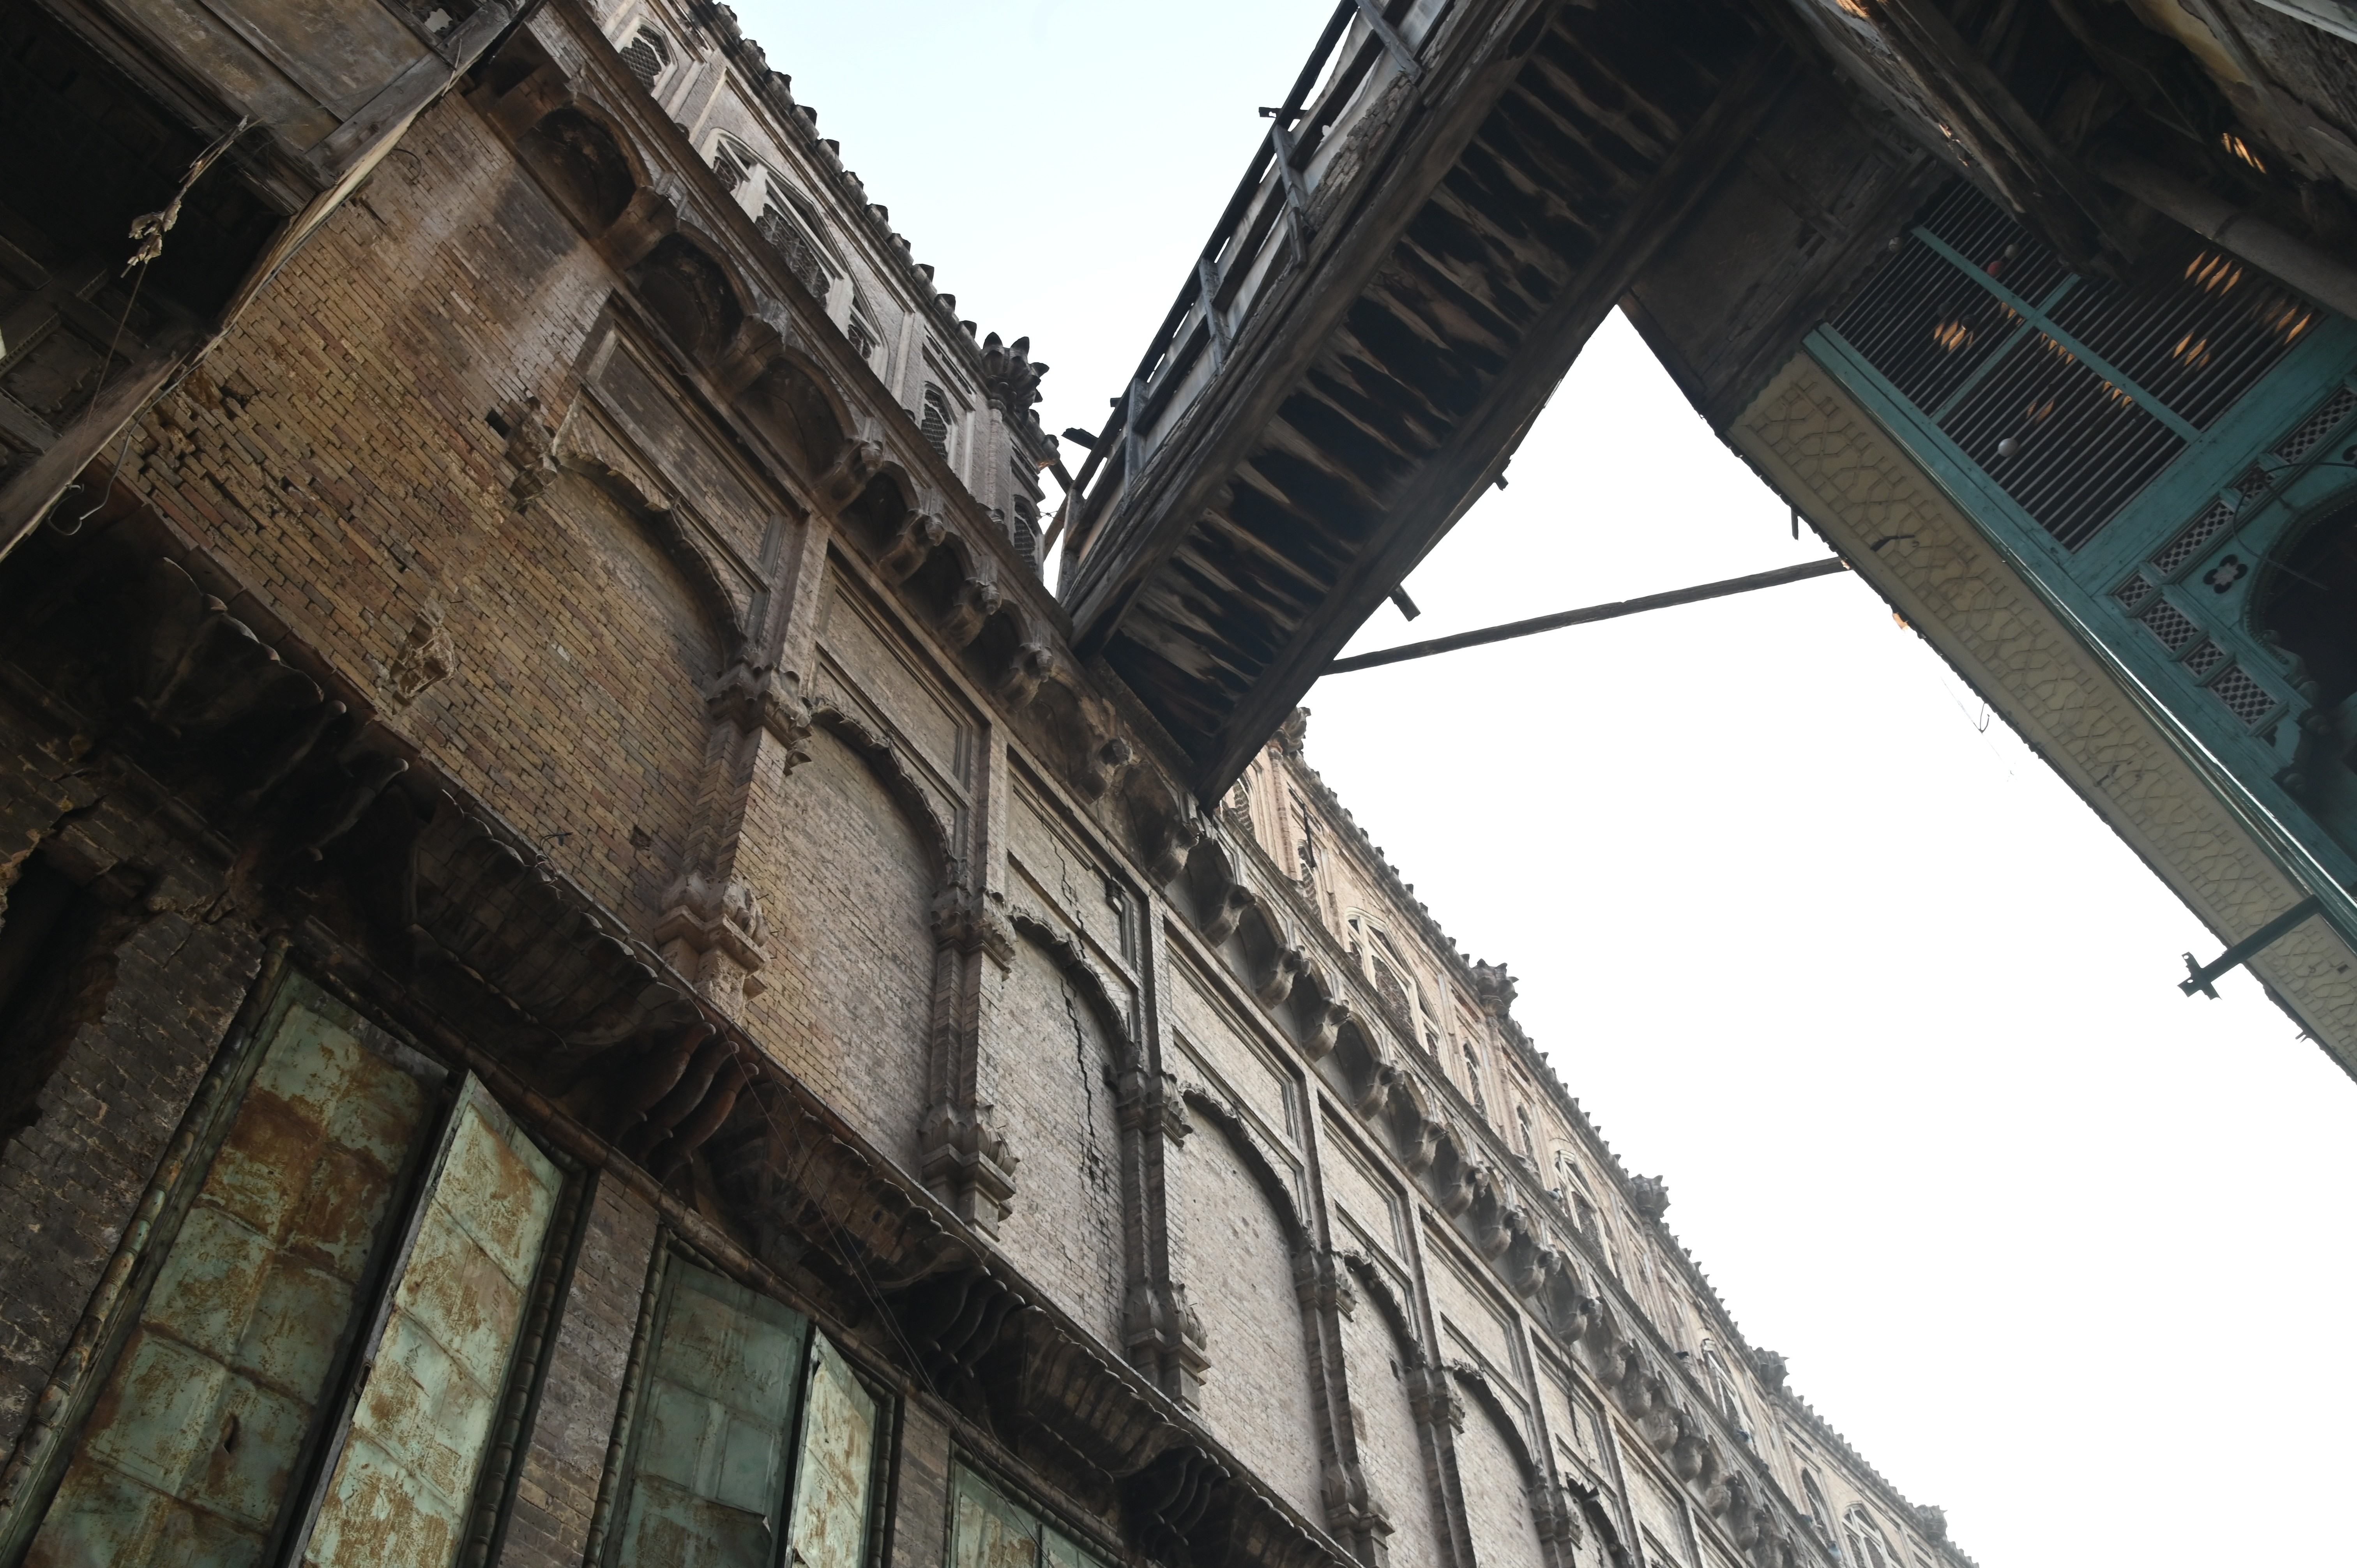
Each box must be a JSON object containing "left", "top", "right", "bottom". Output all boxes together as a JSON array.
[
  {"left": 1371, "top": 953, "right": 1413, "bottom": 1033},
  {"left": 620, "top": 25, "right": 670, "bottom": 92},
  {"left": 920, "top": 385, "right": 952, "bottom": 458},
  {"left": 1514, "top": 1104, "right": 1536, "bottom": 1162},
  {"left": 756, "top": 180, "right": 831, "bottom": 301},
  {"left": 1701, "top": 1344, "right": 1749, "bottom": 1435},
  {"left": 1845, "top": 1508, "right": 1894, "bottom": 1568},
  {"left": 2261, "top": 493, "right": 2357, "bottom": 708},
  {"left": 1801, "top": 1471, "right": 1832, "bottom": 1529},
  {"left": 1460, "top": 1044, "right": 1487, "bottom": 1115},
  {"left": 710, "top": 135, "right": 752, "bottom": 190}
]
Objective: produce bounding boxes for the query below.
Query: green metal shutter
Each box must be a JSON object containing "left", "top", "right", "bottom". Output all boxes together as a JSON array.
[
  {"left": 947, "top": 1463, "right": 1113, "bottom": 1568},
  {"left": 298, "top": 1079, "right": 564, "bottom": 1568},
  {"left": 24, "top": 979, "right": 441, "bottom": 1568},
  {"left": 613, "top": 1262, "right": 812, "bottom": 1568},
  {"left": 781, "top": 1335, "right": 877, "bottom": 1568}
]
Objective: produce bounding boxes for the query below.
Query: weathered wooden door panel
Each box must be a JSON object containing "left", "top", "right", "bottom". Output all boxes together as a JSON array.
[
  {"left": 25, "top": 981, "right": 438, "bottom": 1568},
  {"left": 302, "top": 1082, "right": 562, "bottom": 1568},
  {"left": 782, "top": 1336, "right": 876, "bottom": 1568},
  {"left": 613, "top": 1262, "right": 810, "bottom": 1568}
]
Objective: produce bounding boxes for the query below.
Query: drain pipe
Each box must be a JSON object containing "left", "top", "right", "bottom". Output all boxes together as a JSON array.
[{"left": 2089, "top": 150, "right": 2357, "bottom": 321}]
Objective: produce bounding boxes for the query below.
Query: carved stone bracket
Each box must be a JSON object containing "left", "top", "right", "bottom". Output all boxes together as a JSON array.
[
  {"left": 1291, "top": 1249, "right": 1357, "bottom": 1319},
  {"left": 654, "top": 868, "right": 772, "bottom": 1010},
  {"left": 1116, "top": 1063, "right": 1190, "bottom": 1146},
  {"left": 1402, "top": 1363, "right": 1465, "bottom": 1434},
  {"left": 878, "top": 507, "right": 947, "bottom": 581},
  {"left": 707, "top": 661, "right": 816, "bottom": 763},
  {"left": 917, "top": 1096, "right": 1019, "bottom": 1230},
  {"left": 1125, "top": 1278, "right": 1211, "bottom": 1410},
  {"left": 930, "top": 882, "right": 1014, "bottom": 966}
]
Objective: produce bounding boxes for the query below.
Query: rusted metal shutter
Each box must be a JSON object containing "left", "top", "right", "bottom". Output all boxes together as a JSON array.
[
  {"left": 782, "top": 1336, "right": 877, "bottom": 1568},
  {"left": 612, "top": 1262, "right": 811, "bottom": 1568},
  {"left": 23, "top": 979, "right": 442, "bottom": 1568},
  {"left": 949, "top": 1463, "right": 1112, "bottom": 1568},
  {"left": 299, "top": 1080, "right": 564, "bottom": 1568}
]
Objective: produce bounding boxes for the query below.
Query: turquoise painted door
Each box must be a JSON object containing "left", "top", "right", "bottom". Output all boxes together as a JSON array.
[
  {"left": 24, "top": 978, "right": 441, "bottom": 1568},
  {"left": 613, "top": 1263, "right": 812, "bottom": 1568}
]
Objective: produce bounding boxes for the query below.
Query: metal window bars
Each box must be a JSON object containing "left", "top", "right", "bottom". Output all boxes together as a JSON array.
[{"left": 1050, "top": 0, "right": 1452, "bottom": 568}]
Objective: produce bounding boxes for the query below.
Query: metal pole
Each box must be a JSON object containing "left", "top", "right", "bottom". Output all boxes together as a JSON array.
[
  {"left": 2180, "top": 895, "right": 2324, "bottom": 998},
  {"left": 1323, "top": 558, "right": 1850, "bottom": 675}
]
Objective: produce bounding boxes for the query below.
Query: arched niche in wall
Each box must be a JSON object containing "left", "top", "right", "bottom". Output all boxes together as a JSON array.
[
  {"left": 755, "top": 710, "right": 945, "bottom": 1168},
  {"left": 1451, "top": 1366, "right": 1550, "bottom": 1568},
  {"left": 430, "top": 467, "right": 723, "bottom": 922},
  {"left": 988, "top": 913, "right": 1129, "bottom": 1351},
  {"left": 738, "top": 351, "right": 849, "bottom": 479},
  {"left": 516, "top": 105, "right": 641, "bottom": 233},
  {"left": 1170, "top": 1092, "right": 1324, "bottom": 1524},
  {"left": 1336, "top": 1257, "right": 1447, "bottom": 1568},
  {"left": 629, "top": 231, "right": 746, "bottom": 367}
]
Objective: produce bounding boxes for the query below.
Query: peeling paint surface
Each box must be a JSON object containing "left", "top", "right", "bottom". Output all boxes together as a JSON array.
[
  {"left": 304, "top": 1084, "right": 560, "bottom": 1568},
  {"left": 27, "top": 981, "right": 435, "bottom": 1568},
  {"left": 949, "top": 1464, "right": 1110, "bottom": 1568},
  {"left": 782, "top": 1334, "right": 874, "bottom": 1568},
  {"left": 613, "top": 1262, "right": 809, "bottom": 1568}
]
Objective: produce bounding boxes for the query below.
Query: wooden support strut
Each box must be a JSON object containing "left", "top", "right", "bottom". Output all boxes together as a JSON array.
[
  {"left": 1352, "top": 0, "right": 1423, "bottom": 83},
  {"left": 1321, "top": 559, "right": 1850, "bottom": 674},
  {"left": 1197, "top": 257, "right": 1229, "bottom": 373},
  {"left": 1262, "top": 110, "right": 1315, "bottom": 260}
]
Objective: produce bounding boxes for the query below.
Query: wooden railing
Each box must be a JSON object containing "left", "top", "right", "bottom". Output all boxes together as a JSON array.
[{"left": 1050, "top": 0, "right": 1454, "bottom": 577}]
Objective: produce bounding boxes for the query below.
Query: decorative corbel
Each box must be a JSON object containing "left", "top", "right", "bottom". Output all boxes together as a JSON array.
[
  {"left": 821, "top": 436, "right": 885, "bottom": 506},
  {"left": 916, "top": 1097, "right": 1019, "bottom": 1230},
  {"left": 1402, "top": 1363, "right": 1465, "bottom": 1434},
  {"left": 706, "top": 661, "right": 814, "bottom": 768},
  {"left": 502, "top": 394, "right": 558, "bottom": 505},
  {"left": 1300, "top": 996, "right": 1350, "bottom": 1062},
  {"left": 1292, "top": 1248, "right": 1358, "bottom": 1319},
  {"left": 1201, "top": 880, "right": 1258, "bottom": 945},
  {"left": 878, "top": 508, "right": 946, "bottom": 582},
  {"left": 654, "top": 869, "right": 773, "bottom": 1013},
  {"left": 996, "top": 641, "right": 1054, "bottom": 708},
  {"left": 1144, "top": 806, "right": 1204, "bottom": 886},
  {"left": 938, "top": 571, "right": 1002, "bottom": 648},
  {"left": 1074, "top": 734, "right": 1133, "bottom": 802},
  {"left": 931, "top": 882, "right": 1015, "bottom": 967},
  {"left": 1116, "top": 1061, "right": 1189, "bottom": 1145},
  {"left": 1254, "top": 945, "right": 1309, "bottom": 1008}
]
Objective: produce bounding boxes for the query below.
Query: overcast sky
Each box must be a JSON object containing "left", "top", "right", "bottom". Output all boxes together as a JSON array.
[{"left": 732, "top": 5, "right": 2357, "bottom": 1564}]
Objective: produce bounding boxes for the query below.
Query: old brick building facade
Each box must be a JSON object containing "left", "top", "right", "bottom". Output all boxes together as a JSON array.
[{"left": 7, "top": 0, "right": 2355, "bottom": 1565}]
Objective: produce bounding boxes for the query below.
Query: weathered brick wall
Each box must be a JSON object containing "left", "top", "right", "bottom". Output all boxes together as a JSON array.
[
  {"left": 0, "top": 725, "right": 265, "bottom": 1461},
  {"left": 503, "top": 1174, "right": 660, "bottom": 1568},
  {"left": 116, "top": 98, "right": 671, "bottom": 928},
  {"left": 1454, "top": 1397, "right": 1545, "bottom": 1568},
  {"left": 1166, "top": 1122, "right": 1323, "bottom": 1522},
  {"left": 754, "top": 723, "right": 936, "bottom": 1169},
  {"left": 986, "top": 932, "right": 1126, "bottom": 1352},
  {"left": 1335, "top": 1292, "right": 1442, "bottom": 1567}
]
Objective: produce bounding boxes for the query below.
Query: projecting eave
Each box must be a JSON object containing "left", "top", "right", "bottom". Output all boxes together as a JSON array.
[{"left": 1055, "top": 0, "right": 1790, "bottom": 802}]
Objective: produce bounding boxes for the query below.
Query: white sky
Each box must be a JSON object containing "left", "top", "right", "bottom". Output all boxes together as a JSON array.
[{"left": 733, "top": 5, "right": 2357, "bottom": 1563}]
